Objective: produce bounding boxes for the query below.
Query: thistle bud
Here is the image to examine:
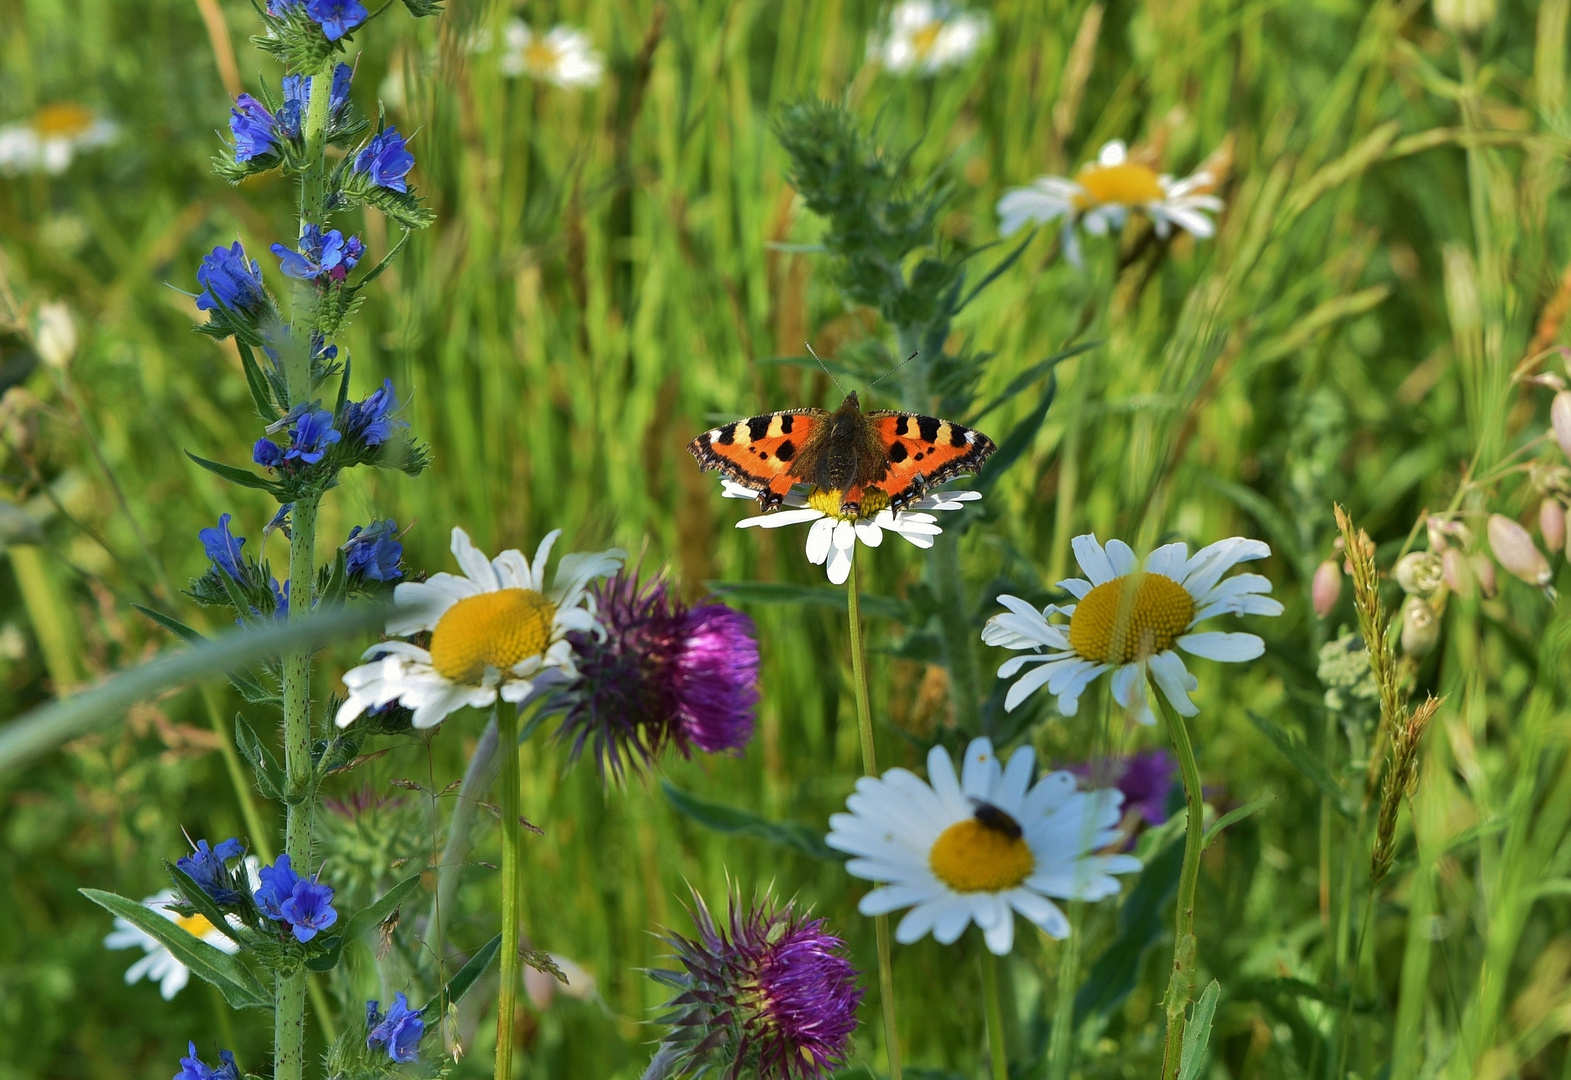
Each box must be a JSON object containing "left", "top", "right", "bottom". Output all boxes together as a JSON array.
[
  {"left": 1442, "top": 548, "right": 1475, "bottom": 599},
  {"left": 33, "top": 301, "right": 77, "bottom": 371},
  {"left": 1553, "top": 392, "right": 1571, "bottom": 461},
  {"left": 1488, "top": 513, "right": 1552, "bottom": 587},
  {"left": 1394, "top": 551, "right": 1444, "bottom": 596},
  {"left": 1542, "top": 498, "right": 1566, "bottom": 555},
  {"left": 1401, "top": 596, "right": 1440, "bottom": 658},
  {"left": 1312, "top": 559, "right": 1343, "bottom": 617},
  {"left": 1471, "top": 552, "right": 1499, "bottom": 598}
]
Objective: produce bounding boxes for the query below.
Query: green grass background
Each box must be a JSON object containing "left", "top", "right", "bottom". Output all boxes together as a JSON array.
[{"left": 3, "top": 0, "right": 1571, "bottom": 1077}]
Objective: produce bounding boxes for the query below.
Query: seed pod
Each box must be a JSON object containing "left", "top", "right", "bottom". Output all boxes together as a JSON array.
[
  {"left": 1426, "top": 516, "right": 1450, "bottom": 553},
  {"left": 1442, "top": 548, "right": 1475, "bottom": 599},
  {"left": 1312, "top": 560, "right": 1342, "bottom": 617},
  {"left": 1553, "top": 392, "right": 1571, "bottom": 462},
  {"left": 1471, "top": 553, "right": 1499, "bottom": 598},
  {"left": 1395, "top": 551, "right": 1445, "bottom": 596},
  {"left": 1488, "top": 513, "right": 1552, "bottom": 586},
  {"left": 32, "top": 302, "right": 76, "bottom": 371},
  {"left": 1542, "top": 498, "right": 1567, "bottom": 555},
  {"left": 1401, "top": 596, "right": 1440, "bottom": 658}
]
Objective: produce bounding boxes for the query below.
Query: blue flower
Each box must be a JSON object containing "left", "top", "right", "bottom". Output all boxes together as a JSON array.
[
  {"left": 175, "top": 1042, "right": 240, "bottom": 1080},
  {"left": 199, "top": 514, "right": 246, "bottom": 581},
  {"left": 284, "top": 408, "right": 342, "bottom": 464},
  {"left": 253, "top": 438, "right": 284, "bottom": 468},
  {"left": 306, "top": 0, "right": 368, "bottom": 40},
  {"left": 270, "top": 577, "right": 290, "bottom": 619},
  {"left": 279, "top": 877, "right": 338, "bottom": 942},
  {"left": 195, "top": 242, "right": 265, "bottom": 313},
  {"left": 176, "top": 838, "right": 245, "bottom": 906},
  {"left": 340, "top": 378, "right": 402, "bottom": 446},
  {"left": 353, "top": 128, "right": 414, "bottom": 193},
  {"left": 253, "top": 853, "right": 301, "bottom": 921},
  {"left": 271, "top": 225, "right": 364, "bottom": 284},
  {"left": 228, "top": 95, "right": 277, "bottom": 161},
  {"left": 266, "top": 0, "right": 302, "bottom": 12},
  {"left": 278, "top": 64, "right": 354, "bottom": 139},
  {"left": 344, "top": 520, "right": 403, "bottom": 582},
  {"left": 331, "top": 62, "right": 354, "bottom": 112},
  {"left": 366, "top": 993, "right": 425, "bottom": 1063}
]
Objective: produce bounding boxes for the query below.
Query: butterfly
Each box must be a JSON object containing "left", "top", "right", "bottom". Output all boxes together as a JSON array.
[{"left": 687, "top": 391, "right": 997, "bottom": 518}]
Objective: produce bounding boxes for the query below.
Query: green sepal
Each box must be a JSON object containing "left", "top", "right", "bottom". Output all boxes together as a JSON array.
[
  {"left": 235, "top": 715, "right": 286, "bottom": 801},
  {"left": 80, "top": 888, "right": 270, "bottom": 1009},
  {"left": 422, "top": 933, "right": 502, "bottom": 1019},
  {"left": 185, "top": 451, "right": 285, "bottom": 495},
  {"left": 318, "top": 549, "right": 350, "bottom": 610}
]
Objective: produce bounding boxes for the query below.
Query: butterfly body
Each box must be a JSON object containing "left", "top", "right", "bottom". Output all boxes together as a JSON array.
[{"left": 688, "top": 391, "right": 996, "bottom": 517}]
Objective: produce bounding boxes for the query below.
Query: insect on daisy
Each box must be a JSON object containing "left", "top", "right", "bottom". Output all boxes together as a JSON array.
[
  {"left": 500, "top": 20, "right": 604, "bottom": 87},
  {"left": 869, "top": 0, "right": 990, "bottom": 76},
  {"left": 983, "top": 534, "right": 1282, "bottom": 722},
  {"left": 827, "top": 737, "right": 1140, "bottom": 955},
  {"left": 996, "top": 140, "right": 1222, "bottom": 267},
  {"left": 335, "top": 526, "right": 625, "bottom": 729}
]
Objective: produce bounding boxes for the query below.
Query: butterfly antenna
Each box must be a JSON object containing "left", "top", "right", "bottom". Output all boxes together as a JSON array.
[
  {"left": 805, "top": 342, "right": 848, "bottom": 397},
  {"left": 863, "top": 350, "right": 919, "bottom": 394}
]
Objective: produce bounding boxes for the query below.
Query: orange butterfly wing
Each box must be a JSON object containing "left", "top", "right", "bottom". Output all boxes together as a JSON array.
[
  {"left": 866, "top": 411, "right": 997, "bottom": 510},
  {"left": 687, "top": 410, "right": 825, "bottom": 511}
]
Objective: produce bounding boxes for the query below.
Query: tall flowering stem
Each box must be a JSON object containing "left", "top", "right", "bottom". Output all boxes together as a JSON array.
[
  {"left": 845, "top": 559, "right": 902, "bottom": 1080},
  {"left": 1152, "top": 680, "right": 1204, "bottom": 1080},
  {"left": 495, "top": 702, "right": 524, "bottom": 1080}
]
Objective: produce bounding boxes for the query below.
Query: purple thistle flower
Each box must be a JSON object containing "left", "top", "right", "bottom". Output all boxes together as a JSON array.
[
  {"left": 195, "top": 242, "right": 265, "bottom": 313},
  {"left": 174, "top": 1043, "right": 240, "bottom": 1080},
  {"left": 343, "top": 519, "right": 403, "bottom": 582},
  {"left": 339, "top": 378, "right": 403, "bottom": 447},
  {"left": 650, "top": 892, "right": 862, "bottom": 1080},
  {"left": 279, "top": 876, "right": 337, "bottom": 942},
  {"left": 558, "top": 571, "right": 759, "bottom": 779},
  {"left": 199, "top": 514, "right": 246, "bottom": 581},
  {"left": 176, "top": 837, "right": 245, "bottom": 906},
  {"left": 366, "top": 992, "right": 425, "bottom": 1062},
  {"left": 352, "top": 128, "right": 414, "bottom": 192},
  {"left": 228, "top": 95, "right": 277, "bottom": 161},
  {"left": 306, "top": 0, "right": 368, "bottom": 40},
  {"left": 1069, "top": 747, "right": 1177, "bottom": 827}
]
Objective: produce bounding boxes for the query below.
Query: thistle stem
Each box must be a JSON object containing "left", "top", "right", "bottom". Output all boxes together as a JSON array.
[
  {"left": 495, "top": 703, "right": 523, "bottom": 1080},
  {"left": 847, "top": 558, "right": 902, "bottom": 1080},
  {"left": 1152, "top": 681, "right": 1204, "bottom": 1080},
  {"left": 981, "top": 947, "right": 1009, "bottom": 1080}
]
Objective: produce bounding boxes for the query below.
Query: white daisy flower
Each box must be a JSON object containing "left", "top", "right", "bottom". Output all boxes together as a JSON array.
[
  {"left": 500, "top": 21, "right": 604, "bottom": 87},
  {"left": 335, "top": 527, "right": 625, "bottom": 729},
  {"left": 996, "top": 140, "right": 1223, "bottom": 267},
  {"left": 827, "top": 736, "right": 1140, "bottom": 955},
  {"left": 0, "top": 103, "right": 117, "bottom": 177},
  {"left": 983, "top": 533, "right": 1282, "bottom": 723},
  {"left": 723, "top": 479, "right": 979, "bottom": 586},
  {"left": 102, "top": 891, "right": 241, "bottom": 1000},
  {"left": 869, "top": 0, "right": 989, "bottom": 75}
]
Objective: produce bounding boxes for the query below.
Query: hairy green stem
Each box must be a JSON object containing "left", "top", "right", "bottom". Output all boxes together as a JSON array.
[
  {"left": 495, "top": 704, "right": 523, "bottom": 1080},
  {"left": 847, "top": 559, "right": 902, "bottom": 1080},
  {"left": 1153, "top": 683, "right": 1204, "bottom": 1080},
  {"left": 1045, "top": 903, "right": 1083, "bottom": 1080},
  {"left": 981, "top": 947, "right": 1009, "bottom": 1080}
]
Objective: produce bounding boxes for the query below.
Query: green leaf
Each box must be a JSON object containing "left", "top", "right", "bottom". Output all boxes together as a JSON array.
[
  {"left": 662, "top": 782, "right": 843, "bottom": 861},
  {"left": 422, "top": 933, "right": 502, "bottom": 1019},
  {"left": 165, "top": 863, "right": 242, "bottom": 944},
  {"left": 307, "top": 871, "right": 424, "bottom": 972},
  {"left": 1247, "top": 711, "right": 1350, "bottom": 816},
  {"left": 80, "top": 889, "right": 269, "bottom": 1009},
  {"left": 1203, "top": 791, "right": 1275, "bottom": 851},
  {"left": 184, "top": 451, "right": 282, "bottom": 494},
  {"left": 133, "top": 605, "right": 276, "bottom": 705},
  {"left": 318, "top": 549, "right": 349, "bottom": 610},
  {"left": 1178, "top": 980, "right": 1221, "bottom": 1080},
  {"left": 235, "top": 716, "right": 285, "bottom": 801},
  {"left": 1075, "top": 840, "right": 1183, "bottom": 1023},
  {"left": 1197, "top": 473, "right": 1301, "bottom": 566},
  {"left": 974, "top": 374, "right": 1057, "bottom": 497},
  {"left": 969, "top": 342, "right": 1094, "bottom": 424},
  {"left": 236, "top": 340, "right": 281, "bottom": 420},
  {"left": 704, "top": 581, "right": 907, "bottom": 621}
]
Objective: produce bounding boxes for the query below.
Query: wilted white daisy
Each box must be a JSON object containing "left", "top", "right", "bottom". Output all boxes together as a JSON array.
[
  {"left": 869, "top": 0, "right": 989, "bottom": 75},
  {"left": 103, "top": 891, "right": 241, "bottom": 1000},
  {"left": 500, "top": 20, "right": 604, "bottom": 87},
  {"left": 335, "top": 527, "right": 624, "bottom": 729},
  {"left": 827, "top": 737, "right": 1140, "bottom": 955},
  {"left": 0, "top": 103, "right": 117, "bottom": 176},
  {"left": 723, "top": 479, "right": 979, "bottom": 586},
  {"left": 996, "top": 140, "right": 1222, "bottom": 267},
  {"left": 983, "top": 534, "right": 1282, "bottom": 722}
]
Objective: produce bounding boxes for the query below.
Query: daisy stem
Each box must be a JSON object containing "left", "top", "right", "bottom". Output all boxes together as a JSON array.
[
  {"left": 981, "top": 947, "right": 1009, "bottom": 1080},
  {"left": 1152, "top": 680, "right": 1204, "bottom": 1080},
  {"left": 1045, "top": 902, "right": 1084, "bottom": 1080},
  {"left": 846, "top": 559, "right": 902, "bottom": 1080},
  {"left": 495, "top": 702, "right": 523, "bottom": 1080}
]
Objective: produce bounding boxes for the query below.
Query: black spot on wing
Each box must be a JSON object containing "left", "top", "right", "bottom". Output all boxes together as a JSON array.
[
  {"left": 777, "top": 439, "right": 796, "bottom": 461},
  {"left": 747, "top": 416, "right": 772, "bottom": 442},
  {"left": 917, "top": 416, "right": 941, "bottom": 442},
  {"left": 695, "top": 432, "right": 712, "bottom": 451},
  {"left": 894, "top": 415, "right": 911, "bottom": 437},
  {"left": 780, "top": 414, "right": 794, "bottom": 434},
  {"left": 716, "top": 424, "right": 736, "bottom": 446},
  {"left": 888, "top": 441, "right": 908, "bottom": 463},
  {"left": 950, "top": 424, "right": 969, "bottom": 448}
]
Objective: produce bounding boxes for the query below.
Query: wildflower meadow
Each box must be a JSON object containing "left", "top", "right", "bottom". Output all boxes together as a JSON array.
[{"left": 1, "top": 0, "right": 1569, "bottom": 1078}]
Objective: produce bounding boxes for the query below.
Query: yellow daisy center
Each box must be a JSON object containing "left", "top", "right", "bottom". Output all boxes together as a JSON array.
[
  {"left": 929, "top": 818, "right": 1035, "bottom": 893},
  {"left": 805, "top": 487, "right": 891, "bottom": 520},
  {"left": 1071, "top": 161, "right": 1165, "bottom": 210},
  {"left": 1067, "top": 572, "right": 1195, "bottom": 665},
  {"left": 910, "top": 20, "right": 943, "bottom": 57},
  {"left": 33, "top": 103, "right": 95, "bottom": 139},
  {"left": 175, "top": 912, "right": 216, "bottom": 937},
  {"left": 524, "top": 40, "right": 560, "bottom": 72},
  {"left": 428, "top": 588, "right": 556, "bottom": 685}
]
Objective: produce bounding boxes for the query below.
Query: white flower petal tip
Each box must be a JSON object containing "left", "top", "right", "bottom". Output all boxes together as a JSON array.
[
  {"left": 988, "top": 532, "right": 1279, "bottom": 718},
  {"left": 828, "top": 740, "right": 1139, "bottom": 955}
]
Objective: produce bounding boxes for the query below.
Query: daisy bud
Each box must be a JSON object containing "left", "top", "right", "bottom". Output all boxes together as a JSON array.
[
  {"left": 1312, "top": 559, "right": 1343, "bottom": 617},
  {"left": 1394, "top": 551, "right": 1444, "bottom": 597},
  {"left": 1401, "top": 596, "right": 1440, "bottom": 658},
  {"left": 32, "top": 301, "right": 76, "bottom": 370},
  {"left": 1542, "top": 497, "right": 1566, "bottom": 555},
  {"left": 1442, "top": 548, "right": 1475, "bottom": 600},
  {"left": 1488, "top": 513, "right": 1552, "bottom": 587},
  {"left": 1471, "top": 552, "right": 1499, "bottom": 598},
  {"left": 1553, "top": 392, "right": 1571, "bottom": 461}
]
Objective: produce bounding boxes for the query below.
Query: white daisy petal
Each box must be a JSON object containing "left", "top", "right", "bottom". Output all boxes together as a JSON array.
[
  {"left": 804, "top": 517, "right": 836, "bottom": 564},
  {"left": 1071, "top": 534, "right": 1116, "bottom": 584},
  {"left": 1005, "top": 661, "right": 1058, "bottom": 711},
  {"left": 996, "top": 653, "right": 1053, "bottom": 679},
  {"left": 1104, "top": 539, "right": 1137, "bottom": 576},
  {"left": 1057, "top": 577, "right": 1093, "bottom": 599},
  {"left": 1148, "top": 650, "right": 1200, "bottom": 717},
  {"left": 961, "top": 737, "right": 1002, "bottom": 800},
  {"left": 739, "top": 507, "right": 825, "bottom": 529},
  {"left": 1144, "top": 542, "right": 1190, "bottom": 579},
  {"left": 1098, "top": 139, "right": 1127, "bottom": 166},
  {"left": 1177, "top": 631, "right": 1265, "bottom": 662},
  {"left": 450, "top": 527, "right": 500, "bottom": 591}
]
